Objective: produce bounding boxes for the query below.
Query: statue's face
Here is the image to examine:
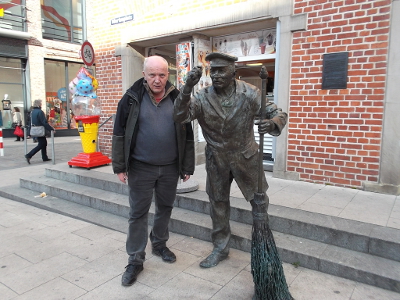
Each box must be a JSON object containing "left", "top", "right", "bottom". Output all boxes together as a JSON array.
[{"left": 209, "top": 65, "right": 235, "bottom": 90}]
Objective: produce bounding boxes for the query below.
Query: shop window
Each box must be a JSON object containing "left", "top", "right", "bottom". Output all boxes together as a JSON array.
[
  {"left": 0, "top": 57, "right": 25, "bottom": 129},
  {"left": 44, "top": 60, "right": 88, "bottom": 130},
  {"left": 235, "top": 60, "right": 276, "bottom": 159},
  {"left": 41, "top": 0, "right": 85, "bottom": 44},
  {"left": 0, "top": 0, "right": 26, "bottom": 32}
]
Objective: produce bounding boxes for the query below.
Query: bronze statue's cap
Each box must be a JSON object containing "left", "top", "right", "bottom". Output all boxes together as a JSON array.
[{"left": 205, "top": 52, "right": 238, "bottom": 67}]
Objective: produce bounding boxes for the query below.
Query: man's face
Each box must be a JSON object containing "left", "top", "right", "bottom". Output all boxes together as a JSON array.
[
  {"left": 209, "top": 64, "right": 235, "bottom": 90},
  {"left": 143, "top": 57, "right": 169, "bottom": 96}
]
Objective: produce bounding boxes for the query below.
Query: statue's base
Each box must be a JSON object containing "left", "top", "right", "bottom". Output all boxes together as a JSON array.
[{"left": 68, "top": 152, "right": 111, "bottom": 170}]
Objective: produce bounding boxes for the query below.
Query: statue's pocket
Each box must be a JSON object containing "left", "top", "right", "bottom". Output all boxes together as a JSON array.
[{"left": 242, "top": 142, "right": 258, "bottom": 159}]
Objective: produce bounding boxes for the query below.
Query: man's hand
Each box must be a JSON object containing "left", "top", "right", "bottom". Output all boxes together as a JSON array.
[
  {"left": 182, "top": 174, "right": 191, "bottom": 182},
  {"left": 185, "top": 66, "right": 202, "bottom": 89},
  {"left": 255, "top": 119, "right": 276, "bottom": 134},
  {"left": 117, "top": 172, "right": 127, "bottom": 184}
]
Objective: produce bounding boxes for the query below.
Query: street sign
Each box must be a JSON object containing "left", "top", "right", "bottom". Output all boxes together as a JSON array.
[{"left": 80, "top": 40, "right": 95, "bottom": 66}]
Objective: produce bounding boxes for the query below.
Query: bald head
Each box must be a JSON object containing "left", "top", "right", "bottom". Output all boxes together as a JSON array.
[
  {"left": 143, "top": 56, "right": 169, "bottom": 72},
  {"left": 142, "top": 55, "right": 170, "bottom": 99}
]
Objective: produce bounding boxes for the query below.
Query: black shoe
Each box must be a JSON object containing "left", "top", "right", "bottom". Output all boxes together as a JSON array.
[
  {"left": 43, "top": 158, "right": 51, "bottom": 162},
  {"left": 25, "top": 155, "right": 31, "bottom": 164},
  {"left": 121, "top": 264, "right": 143, "bottom": 286},
  {"left": 152, "top": 246, "right": 176, "bottom": 263},
  {"left": 199, "top": 249, "right": 229, "bottom": 268}
]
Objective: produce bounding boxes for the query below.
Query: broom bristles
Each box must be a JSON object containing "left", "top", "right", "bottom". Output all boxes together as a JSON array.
[{"left": 251, "top": 221, "right": 293, "bottom": 300}]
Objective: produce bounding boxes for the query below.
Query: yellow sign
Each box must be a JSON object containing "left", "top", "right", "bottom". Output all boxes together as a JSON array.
[{"left": 0, "top": 8, "right": 4, "bottom": 17}]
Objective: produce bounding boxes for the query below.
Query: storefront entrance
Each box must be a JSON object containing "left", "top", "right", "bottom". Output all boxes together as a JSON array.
[{"left": 147, "top": 28, "right": 278, "bottom": 168}]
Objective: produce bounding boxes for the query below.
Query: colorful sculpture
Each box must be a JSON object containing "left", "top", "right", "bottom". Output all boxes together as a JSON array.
[{"left": 68, "top": 67, "right": 111, "bottom": 169}]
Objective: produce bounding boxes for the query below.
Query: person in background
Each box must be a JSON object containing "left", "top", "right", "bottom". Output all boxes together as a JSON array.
[
  {"left": 26, "top": 106, "right": 38, "bottom": 143},
  {"left": 112, "top": 55, "right": 195, "bottom": 287},
  {"left": 25, "top": 99, "right": 55, "bottom": 164},
  {"left": 12, "top": 107, "right": 23, "bottom": 141}
]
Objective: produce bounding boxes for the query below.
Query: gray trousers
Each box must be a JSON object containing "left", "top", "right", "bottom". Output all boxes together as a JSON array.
[
  {"left": 205, "top": 146, "right": 268, "bottom": 253},
  {"left": 126, "top": 159, "right": 179, "bottom": 265}
]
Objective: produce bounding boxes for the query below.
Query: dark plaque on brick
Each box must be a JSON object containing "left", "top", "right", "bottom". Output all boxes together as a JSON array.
[{"left": 322, "top": 52, "right": 348, "bottom": 90}]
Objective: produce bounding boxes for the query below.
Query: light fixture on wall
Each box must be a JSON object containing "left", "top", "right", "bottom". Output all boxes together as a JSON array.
[{"left": 246, "top": 63, "right": 263, "bottom": 66}]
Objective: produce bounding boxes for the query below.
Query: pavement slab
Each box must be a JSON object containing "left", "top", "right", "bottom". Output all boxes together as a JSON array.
[
  {"left": 0, "top": 196, "right": 399, "bottom": 299},
  {"left": 1, "top": 137, "right": 400, "bottom": 299}
]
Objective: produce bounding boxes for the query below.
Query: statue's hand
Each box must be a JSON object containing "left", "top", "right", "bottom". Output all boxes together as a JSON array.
[
  {"left": 255, "top": 119, "right": 275, "bottom": 134},
  {"left": 185, "top": 66, "right": 203, "bottom": 88}
]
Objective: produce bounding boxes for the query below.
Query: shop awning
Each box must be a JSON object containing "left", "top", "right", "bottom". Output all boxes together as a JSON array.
[
  {"left": 0, "top": 28, "right": 32, "bottom": 40},
  {"left": 122, "top": 1, "right": 281, "bottom": 55}
]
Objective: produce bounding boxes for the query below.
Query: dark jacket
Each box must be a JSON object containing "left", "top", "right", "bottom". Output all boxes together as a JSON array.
[
  {"left": 112, "top": 78, "right": 195, "bottom": 178},
  {"left": 31, "top": 107, "right": 54, "bottom": 132}
]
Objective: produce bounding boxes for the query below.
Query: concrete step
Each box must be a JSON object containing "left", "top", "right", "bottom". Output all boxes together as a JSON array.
[
  {"left": 14, "top": 175, "right": 400, "bottom": 293},
  {"left": 0, "top": 184, "right": 128, "bottom": 234},
  {"left": 45, "top": 165, "right": 400, "bottom": 264}
]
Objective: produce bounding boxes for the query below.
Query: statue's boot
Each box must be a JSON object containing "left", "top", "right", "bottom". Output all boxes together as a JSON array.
[{"left": 199, "top": 249, "right": 229, "bottom": 268}]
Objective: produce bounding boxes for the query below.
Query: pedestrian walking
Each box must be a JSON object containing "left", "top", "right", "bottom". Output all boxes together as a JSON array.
[
  {"left": 25, "top": 99, "right": 55, "bottom": 164},
  {"left": 12, "top": 107, "right": 24, "bottom": 141},
  {"left": 26, "top": 106, "right": 38, "bottom": 143}
]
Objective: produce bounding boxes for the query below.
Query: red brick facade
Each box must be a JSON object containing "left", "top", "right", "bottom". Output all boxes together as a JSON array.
[
  {"left": 93, "top": 0, "right": 393, "bottom": 189},
  {"left": 91, "top": 3, "right": 125, "bottom": 156},
  {"left": 289, "top": 0, "right": 391, "bottom": 187}
]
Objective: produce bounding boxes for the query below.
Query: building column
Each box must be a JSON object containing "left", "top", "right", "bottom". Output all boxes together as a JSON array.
[
  {"left": 273, "top": 14, "right": 306, "bottom": 181},
  {"left": 115, "top": 44, "right": 145, "bottom": 92},
  {"left": 364, "top": 0, "right": 400, "bottom": 195}
]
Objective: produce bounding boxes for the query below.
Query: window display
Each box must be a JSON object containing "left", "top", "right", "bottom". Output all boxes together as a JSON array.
[
  {"left": 44, "top": 59, "right": 87, "bottom": 130},
  {"left": 0, "top": 57, "right": 25, "bottom": 129}
]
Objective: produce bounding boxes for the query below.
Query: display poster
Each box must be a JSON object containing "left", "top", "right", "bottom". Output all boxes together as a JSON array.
[
  {"left": 196, "top": 39, "right": 212, "bottom": 91},
  {"left": 212, "top": 29, "right": 276, "bottom": 58},
  {"left": 176, "top": 43, "right": 191, "bottom": 90}
]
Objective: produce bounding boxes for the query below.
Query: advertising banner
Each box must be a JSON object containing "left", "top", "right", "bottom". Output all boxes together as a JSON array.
[
  {"left": 196, "top": 39, "right": 212, "bottom": 91},
  {"left": 212, "top": 29, "right": 276, "bottom": 58},
  {"left": 176, "top": 42, "right": 191, "bottom": 90}
]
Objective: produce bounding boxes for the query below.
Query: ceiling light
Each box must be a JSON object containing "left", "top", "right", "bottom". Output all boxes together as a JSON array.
[{"left": 246, "top": 63, "right": 263, "bottom": 66}]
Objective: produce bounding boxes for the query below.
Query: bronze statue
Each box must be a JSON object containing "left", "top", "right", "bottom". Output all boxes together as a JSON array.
[
  {"left": 174, "top": 51, "right": 288, "bottom": 267},
  {"left": 174, "top": 52, "right": 292, "bottom": 298}
]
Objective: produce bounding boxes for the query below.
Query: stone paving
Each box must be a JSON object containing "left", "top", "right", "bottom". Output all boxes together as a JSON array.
[
  {"left": 1, "top": 196, "right": 400, "bottom": 300},
  {"left": 0, "top": 136, "right": 399, "bottom": 299}
]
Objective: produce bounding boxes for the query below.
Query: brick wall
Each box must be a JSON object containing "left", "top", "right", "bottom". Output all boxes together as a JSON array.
[
  {"left": 289, "top": 0, "right": 391, "bottom": 188},
  {"left": 94, "top": 0, "right": 392, "bottom": 189},
  {"left": 90, "top": 1, "right": 127, "bottom": 155}
]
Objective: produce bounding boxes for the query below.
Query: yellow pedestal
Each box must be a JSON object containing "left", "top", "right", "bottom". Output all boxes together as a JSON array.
[
  {"left": 68, "top": 115, "right": 111, "bottom": 169},
  {"left": 79, "top": 121, "right": 98, "bottom": 153}
]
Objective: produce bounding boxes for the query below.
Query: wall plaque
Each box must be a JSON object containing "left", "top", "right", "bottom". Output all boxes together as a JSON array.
[{"left": 322, "top": 52, "right": 348, "bottom": 90}]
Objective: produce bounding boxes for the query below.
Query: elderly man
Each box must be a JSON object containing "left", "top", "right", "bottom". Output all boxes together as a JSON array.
[
  {"left": 174, "top": 52, "right": 287, "bottom": 268},
  {"left": 113, "top": 55, "right": 195, "bottom": 286}
]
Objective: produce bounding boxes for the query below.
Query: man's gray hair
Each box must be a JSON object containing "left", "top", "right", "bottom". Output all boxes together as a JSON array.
[
  {"left": 143, "top": 55, "right": 169, "bottom": 71},
  {"left": 33, "top": 99, "right": 42, "bottom": 108}
]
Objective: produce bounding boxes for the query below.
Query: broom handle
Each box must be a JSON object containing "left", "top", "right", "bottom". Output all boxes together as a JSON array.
[{"left": 258, "top": 67, "right": 268, "bottom": 193}]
